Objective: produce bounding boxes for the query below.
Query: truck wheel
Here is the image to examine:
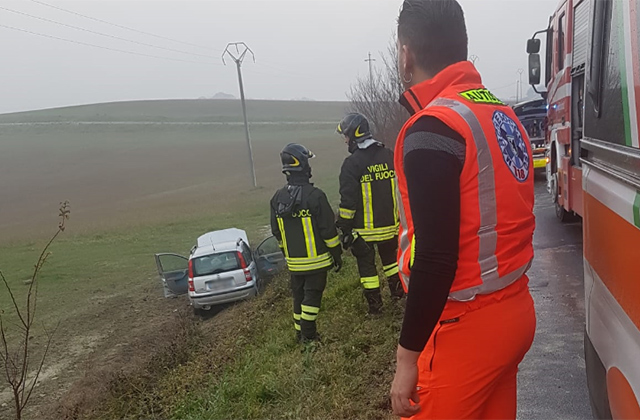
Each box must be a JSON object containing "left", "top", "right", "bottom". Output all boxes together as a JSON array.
[
  {"left": 551, "top": 171, "right": 578, "bottom": 223},
  {"left": 555, "top": 201, "right": 576, "bottom": 223}
]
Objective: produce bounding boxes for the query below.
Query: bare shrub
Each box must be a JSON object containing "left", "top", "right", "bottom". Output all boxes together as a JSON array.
[
  {"left": 1, "top": 202, "right": 70, "bottom": 420},
  {"left": 347, "top": 40, "right": 408, "bottom": 147}
]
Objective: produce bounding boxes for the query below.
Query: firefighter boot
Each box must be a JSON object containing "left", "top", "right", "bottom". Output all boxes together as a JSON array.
[
  {"left": 388, "top": 275, "right": 405, "bottom": 300},
  {"left": 364, "top": 288, "right": 383, "bottom": 315}
]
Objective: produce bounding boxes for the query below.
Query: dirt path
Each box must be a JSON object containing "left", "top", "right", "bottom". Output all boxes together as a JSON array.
[{"left": 0, "top": 280, "right": 188, "bottom": 420}]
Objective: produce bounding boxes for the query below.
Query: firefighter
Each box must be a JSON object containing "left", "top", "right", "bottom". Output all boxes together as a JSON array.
[
  {"left": 270, "top": 143, "right": 343, "bottom": 343},
  {"left": 336, "top": 113, "right": 404, "bottom": 315},
  {"left": 389, "top": 1, "right": 536, "bottom": 419}
]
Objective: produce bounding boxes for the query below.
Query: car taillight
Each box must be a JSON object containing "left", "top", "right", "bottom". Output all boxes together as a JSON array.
[
  {"left": 188, "top": 260, "right": 195, "bottom": 292},
  {"left": 237, "top": 252, "right": 252, "bottom": 282}
]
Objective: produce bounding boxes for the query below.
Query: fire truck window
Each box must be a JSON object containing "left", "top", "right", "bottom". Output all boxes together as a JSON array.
[
  {"left": 583, "top": 0, "right": 627, "bottom": 148},
  {"left": 558, "top": 13, "right": 566, "bottom": 70},
  {"left": 571, "top": 76, "right": 585, "bottom": 167}
]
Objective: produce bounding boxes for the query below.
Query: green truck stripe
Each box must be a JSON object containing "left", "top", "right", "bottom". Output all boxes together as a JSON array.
[
  {"left": 614, "top": 2, "right": 633, "bottom": 146},
  {"left": 634, "top": 192, "right": 640, "bottom": 229},
  {"left": 618, "top": 1, "right": 634, "bottom": 147}
]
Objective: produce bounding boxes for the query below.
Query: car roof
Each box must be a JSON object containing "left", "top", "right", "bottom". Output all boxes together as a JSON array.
[
  {"left": 191, "top": 228, "right": 248, "bottom": 258},
  {"left": 192, "top": 241, "right": 239, "bottom": 258}
]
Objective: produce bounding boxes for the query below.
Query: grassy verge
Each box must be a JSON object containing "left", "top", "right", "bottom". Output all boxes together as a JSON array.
[
  {"left": 1, "top": 165, "right": 401, "bottom": 419},
  {"left": 94, "top": 260, "right": 401, "bottom": 420}
]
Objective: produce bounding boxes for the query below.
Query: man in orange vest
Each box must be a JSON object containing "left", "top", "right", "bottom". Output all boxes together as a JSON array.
[{"left": 389, "top": 1, "right": 537, "bottom": 419}]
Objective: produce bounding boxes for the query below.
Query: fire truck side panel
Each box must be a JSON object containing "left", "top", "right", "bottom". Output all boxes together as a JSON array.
[
  {"left": 581, "top": 0, "right": 640, "bottom": 417},
  {"left": 583, "top": 168, "right": 640, "bottom": 420}
]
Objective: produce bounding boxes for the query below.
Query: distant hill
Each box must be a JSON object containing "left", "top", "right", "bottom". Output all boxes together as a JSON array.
[
  {"left": 198, "top": 92, "right": 236, "bottom": 100},
  {"left": 0, "top": 99, "right": 348, "bottom": 124},
  {"left": 212, "top": 92, "right": 236, "bottom": 100}
]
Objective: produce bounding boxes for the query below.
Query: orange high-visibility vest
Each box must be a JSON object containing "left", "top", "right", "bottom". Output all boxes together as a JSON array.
[{"left": 395, "top": 61, "right": 535, "bottom": 301}]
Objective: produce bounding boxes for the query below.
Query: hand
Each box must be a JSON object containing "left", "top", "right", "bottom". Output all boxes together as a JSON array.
[
  {"left": 333, "top": 254, "right": 343, "bottom": 273},
  {"left": 390, "top": 346, "right": 422, "bottom": 418},
  {"left": 340, "top": 230, "right": 355, "bottom": 250}
]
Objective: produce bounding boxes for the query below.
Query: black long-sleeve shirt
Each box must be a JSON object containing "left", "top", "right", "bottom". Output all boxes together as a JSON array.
[{"left": 398, "top": 116, "right": 466, "bottom": 352}]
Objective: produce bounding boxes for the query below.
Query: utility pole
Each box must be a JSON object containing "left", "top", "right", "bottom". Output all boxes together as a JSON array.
[
  {"left": 223, "top": 42, "right": 257, "bottom": 188},
  {"left": 517, "top": 68, "right": 524, "bottom": 102},
  {"left": 470, "top": 54, "right": 479, "bottom": 64},
  {"left": 365, "top": 52, "right": 376, "bottom": 90}
]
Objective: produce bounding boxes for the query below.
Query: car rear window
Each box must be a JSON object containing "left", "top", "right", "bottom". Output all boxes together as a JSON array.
[{"left": 192, "top": 252, "right": 240, "bottom": 277}]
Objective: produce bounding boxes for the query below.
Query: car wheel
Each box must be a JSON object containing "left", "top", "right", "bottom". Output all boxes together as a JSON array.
[{"left": 193, "top": 307, "right": 207, "bottom": 317}]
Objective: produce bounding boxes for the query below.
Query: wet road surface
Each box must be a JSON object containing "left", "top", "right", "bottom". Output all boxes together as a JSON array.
[{"left": 518, "top": 179, "right": 592, "bottom": 419}]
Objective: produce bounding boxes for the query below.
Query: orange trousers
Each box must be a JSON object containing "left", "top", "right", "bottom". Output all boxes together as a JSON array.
[{"left": 406, "top": 277, "right": 536, "bottom": 420}]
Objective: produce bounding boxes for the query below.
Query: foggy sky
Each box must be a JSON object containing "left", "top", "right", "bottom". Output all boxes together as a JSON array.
[{"left": 0, "top": 0, "right": 556, "bottom": 114}]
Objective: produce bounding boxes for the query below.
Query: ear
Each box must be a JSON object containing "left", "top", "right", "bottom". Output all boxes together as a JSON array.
[{"left": 401, "top": 44, "right": 415, "bottom": 76}]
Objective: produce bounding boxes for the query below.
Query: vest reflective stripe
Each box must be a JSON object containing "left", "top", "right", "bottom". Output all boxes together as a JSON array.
[
  {"left": 391, "top": 177, "right": 399, "bottom": 226},
  {"left": 433, "top": 99, "right": 500, "bottom": 288},
  {"left": 277, "top": 217, "right": 289, "bottom": 258},
  {"left": 397, "top": 98, "right": 531, "bottom": 301},
  {"left": 362, "top": 182, "right": 374, "bottom": 230},
  {"left": 397, "top": 181, "right": 411, "bottom": 288},
  {"left": 449, "top": 260, "right": 532, "bottom": 301},
  {"left": 301, "top": 217, "right": 317, "bottom": 258}
]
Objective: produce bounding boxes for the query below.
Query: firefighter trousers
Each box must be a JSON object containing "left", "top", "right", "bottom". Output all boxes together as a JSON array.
[
  {"left": 291, "top": 271, "right": 327, "bottom": 340},
  {"left": 351, "top": 237, "right": 403, "bottom": 297},
  {"left": 405, "top": 278, "right": 536, "bottom": 420}
]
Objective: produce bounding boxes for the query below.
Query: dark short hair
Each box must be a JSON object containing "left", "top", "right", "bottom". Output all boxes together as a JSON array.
[{"left": 398, "top": 0, "right": 468, "bottom": 75}]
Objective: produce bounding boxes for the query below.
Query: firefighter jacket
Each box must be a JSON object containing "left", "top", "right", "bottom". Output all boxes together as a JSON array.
[
  {"left": 337, "top": 143, "right": 399, "bottom": 243},
  {"left": 395, "top": 60, "right": 535, "bottom": 301},
  {"left": 270, "top": 181, "right": 341, "bottom": 274}
]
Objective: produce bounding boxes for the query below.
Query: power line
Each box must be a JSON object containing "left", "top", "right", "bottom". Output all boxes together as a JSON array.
[
  {"left": 0, "top": 5, "right": 219, "bottom": 60},
  {"left": 254, "top": 62, "right": 306, "bottom": 78},
  {"left": 0, "top": 23, "right": 216, "bottom": 65},
  {"left": 490, "top": 81, "right": 518, "bottom": 92},
  {"left": 28, "top": 0, "right": 215, "bottom": 53}
]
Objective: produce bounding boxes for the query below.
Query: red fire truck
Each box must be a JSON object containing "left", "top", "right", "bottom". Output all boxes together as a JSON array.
[{"left": 527, "top": 0, "right": 640, "bottom": 418}]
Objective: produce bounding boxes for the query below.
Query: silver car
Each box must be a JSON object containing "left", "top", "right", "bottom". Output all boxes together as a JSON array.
[{"left": 155, "top": 228, "right": 284, "bottom": 316}]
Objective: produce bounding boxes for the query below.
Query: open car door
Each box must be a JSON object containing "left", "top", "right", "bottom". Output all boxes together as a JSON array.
[
  {"left": 154, "top": 253, "right": 189, "bottom": 297},
  {"left": 254, "top": 236, "right": 285, "bottom": 277}
]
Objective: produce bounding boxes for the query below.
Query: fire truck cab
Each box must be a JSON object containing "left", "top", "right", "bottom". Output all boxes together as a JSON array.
[{"left": 528, "top": 0, "right": 640, "bottom": 418}]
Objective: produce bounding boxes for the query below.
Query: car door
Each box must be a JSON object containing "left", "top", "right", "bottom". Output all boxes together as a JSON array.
[
  {"left": 154, "top": 253, "right": 189, "bottom": 297},
  {"left": 254, "top": 236, "right": 285, "bottom": 277}
]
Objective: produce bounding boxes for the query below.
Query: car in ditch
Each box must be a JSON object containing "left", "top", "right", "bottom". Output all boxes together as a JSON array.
[{"left": 155, "top": 228, "right": 285, "bottom": 315}]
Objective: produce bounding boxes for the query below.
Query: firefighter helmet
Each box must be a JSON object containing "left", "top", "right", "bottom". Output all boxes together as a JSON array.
[
  {"left": 337, "top": 113, "right": 373, "bottom": 153},
  {"left": 337, "top": 113, "right": 372, "bottom": 141},
  {"left": 280, "top": 143, "right": 315, "bottom": 174}
]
